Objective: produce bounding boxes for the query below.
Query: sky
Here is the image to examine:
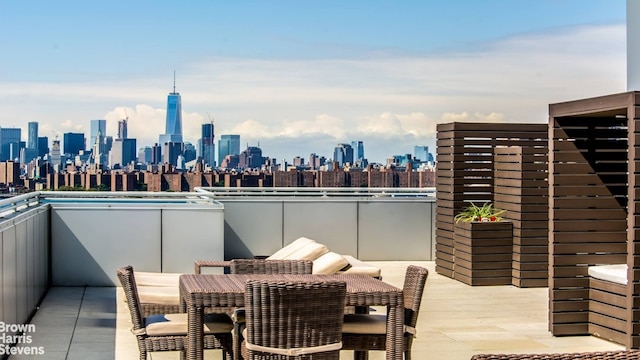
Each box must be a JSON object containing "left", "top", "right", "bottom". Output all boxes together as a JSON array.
[{"left": 0, "top": 0, "right": 628, "bottom": 164}]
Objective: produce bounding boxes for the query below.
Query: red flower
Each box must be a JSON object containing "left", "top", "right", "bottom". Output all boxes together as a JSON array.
[{"left": 490, "top": 216, "right": 496, "bottom": 221}]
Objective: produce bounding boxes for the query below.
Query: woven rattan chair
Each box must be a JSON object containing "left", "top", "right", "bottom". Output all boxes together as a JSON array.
[
  {"left": 241, "top": 280, "right": 347, "bottom": 360},
  {"left": 341, "top": 265, "right": 428, "bottom": 360},
  {"left": 470, "top": 350, "right": 640, "bottom": 359},
  {"left": 226, "top": 259, "right": 314, "bottom": 360},
  {"left": 117, "top": 265, "right": 234, "bottom": 360}
]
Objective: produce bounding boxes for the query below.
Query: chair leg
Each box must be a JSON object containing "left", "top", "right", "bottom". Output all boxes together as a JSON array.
[{"left": 354, "top": 350, "right": 369, "bottom": 360}]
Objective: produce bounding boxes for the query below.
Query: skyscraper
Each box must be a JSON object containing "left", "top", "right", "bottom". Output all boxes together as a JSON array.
[
  {"left": 28, "top": 122, "right": 38, "bottom": 150},
  {"left": 22, "top": 122, "right": 40, "bottom": 163},
  {"left": 0, "top": 128, "right": 22, "bottom": 162},
  {"left": 118, "top": 118, "right": 128, "bottom": 139},
  {"left": 37, "top": 137, "right": 49, "bottom": 157},
  {"left": 414, "top": 145, "right": 429, "bottom": 162},
  {"left": 163, "top": 142, "right": 184, "bottom": 167},
  {"left": 217, "top": 134, "right": 240, "bottom": 166},
  {"left": 91, "top": 129, "right": 107, "bottom": 166},
  {"left": 159, "top": 73, "right": 183, "bottom": 146},
  {"left": 200, "top": 121, "right": 215, "bottom": 167},
  {"left": 90, "top": 119, "right": 106, "bottom": 149},
  {"left": 351, "top": 140, "right": 364, "bottom": 161},
  {"left": 63, "top": 132, "right": 85, "bottom": 156},
  {"left": 138, "top": 146, "right": 152, "bottom": 164},
  {"left": 110, "top": 138, "right": 137, "bottom": 168},
  {"left": 333, "top": 143, "right": 354, "bottom": 167}
]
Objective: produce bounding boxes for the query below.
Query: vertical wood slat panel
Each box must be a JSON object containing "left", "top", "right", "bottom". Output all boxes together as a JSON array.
[
  {"left": 549, "top": 91, "right": 639, "bottom": 348},
  {"left": 435, "top": 122, "right": 548, "bottom": 285},
  {"left": 493, "top": 146, "right": 549, "bottom": 288}
]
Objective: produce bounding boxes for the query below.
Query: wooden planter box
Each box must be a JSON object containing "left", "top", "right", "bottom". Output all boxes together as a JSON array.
[{"left": 454, "top": 221, "right": 513, "bottom": 286}]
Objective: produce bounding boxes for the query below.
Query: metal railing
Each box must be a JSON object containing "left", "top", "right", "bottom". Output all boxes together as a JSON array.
[{"left": 195, "top": 187, "right": 436, "bottom": 198}]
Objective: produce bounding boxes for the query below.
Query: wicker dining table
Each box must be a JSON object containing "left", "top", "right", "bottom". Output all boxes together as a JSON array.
[{"left": 179, "top": 273, "right": 404, "bottom": 360}]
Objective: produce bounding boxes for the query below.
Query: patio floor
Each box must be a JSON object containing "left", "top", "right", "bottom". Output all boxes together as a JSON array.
[{"left": 8, "top": 261, "right": 626, "bottom": 359}]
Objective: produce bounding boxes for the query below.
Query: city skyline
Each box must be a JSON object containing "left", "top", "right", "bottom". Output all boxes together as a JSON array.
[{"left": 0, "top": 1, "right": 627, "bottom": 163}]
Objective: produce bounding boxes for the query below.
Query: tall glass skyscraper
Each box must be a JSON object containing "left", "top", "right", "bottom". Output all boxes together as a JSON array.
[
  {"left": 200, "top": 122, "right": 215, "bottom": 167},
  {"left": 413, "top": 145, "right": 429, "bottom": 162},
  {"left": 63, "top": 132, "right": 85, "bottom": 155},
  {"left": 351, "top": 140, "right": 364, "bottom": 161},
  {"left": 0, "top": 128, "right": 22, "bottom": 161},
  {"left": 333, "top": 143, "right": 354, "bottom": 167},
  {"left": 217, "top": 134, "right": 240, "bottom": 166},
  {"left": 28, "top": 122, "right": 38, "bottom": 150},
  {"left": 159, "top": 75, "right": 183, "bottom": 146}
]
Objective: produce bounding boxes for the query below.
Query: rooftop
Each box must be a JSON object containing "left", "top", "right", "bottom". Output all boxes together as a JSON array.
[{"left": 12, "top": 261, "right": 624, "bottom": 360}]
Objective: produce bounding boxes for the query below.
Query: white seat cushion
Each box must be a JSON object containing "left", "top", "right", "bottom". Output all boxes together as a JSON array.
[
  {"left": 339, "top": 255, "right": 382, "bottom": 277},
  {"left": 267, "top": 237, "right": 316, "bottom": 260},
  {"left": 285, "top": 241, "right": 329, "bottom": 261},
  {"left": 137, "top": 286, "right": 180, "bottom": 305},
  {"left": 135, "top": 272, "right": 181, "bottom": 287},
  {"left": 588, "top": 264, "right": 627, "bottom": 285},
  {"left": 313, "top": 251, "right": 349, "bottom": 274},
  {"left": 342, "top": 314, "right": 386, "bottom": 334},
  {"left": 145, "top": 313, "right": 233, "bottom": 336}
]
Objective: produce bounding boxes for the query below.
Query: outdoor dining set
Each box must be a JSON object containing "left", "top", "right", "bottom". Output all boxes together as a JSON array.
[{"left": 117, "top": 237, "right": 429, "bottom": 360}]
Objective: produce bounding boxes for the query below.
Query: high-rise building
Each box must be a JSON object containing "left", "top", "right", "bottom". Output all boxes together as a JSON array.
[
  {"left": 164, "top": 142, "right": 184, "bottom": 167},
  {"left": 0, "top": 128, "right": 22, "bottom": 161},
  {"left": 110, "top": 138, "right": 137, "bottom": 168},
  {"left": 37, "top": 137, "right": 49, "bottom": 157},
  {"left": 183, "top": 142, "right": 196, "bottom": 162},
  {"left": 333, "top": 143, "right": 354, "bottom": 167},
  {"left": 293, "top": 156, "right": 304, "bottom": 167},
  {"left": 138, "top": 147, "right": 152, "bottom": 164},
  {"left": 200, "top": 122, "right": 215, "bottom": 167},
  {"left": 28, "top": 122, "right": 38, "bottom": 150},
  {"left": 238, "top": 146, "right": 265, "bottom": 169},
  {"left": 351, "top": 140, "right": 364, "bottom": 161},
  {"left": 118, "top": 118, "right": 128, "bottom": 139},
  {"left": 90, "top": 119, "right": 106, "bottom": 149},
  {"left": 91, "top": 129, "right": 107, "bottom": 166},
  {"left": 63, "top": 132, "right": 85, "bottom": 156},
  {"left": 159, "top": 73, "right": 183, "bottom": 146},
  {"left": 217, "top": 134, "right": 240, "bottom": 166},
  {"left": 50, "top": 138, "right": 62, "bottom": 168},
  {"left": 414, "top": 145, "right": 429, "bottom": 162},
  {"left": 151, "top": 143, "right": 162, "bottom": 164}
]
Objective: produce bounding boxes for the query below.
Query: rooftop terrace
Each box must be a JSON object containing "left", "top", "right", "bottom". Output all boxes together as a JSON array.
[
  {"left": 8, "top": 261, "right": 624, "bottom": 360},
  {"left": 0, "top": 189, "right": 627, "bottom": 359}
]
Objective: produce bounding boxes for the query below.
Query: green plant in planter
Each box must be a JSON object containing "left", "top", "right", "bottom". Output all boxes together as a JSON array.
[{"left": 454, "top": 202, "right": 506, "bottom": 223}]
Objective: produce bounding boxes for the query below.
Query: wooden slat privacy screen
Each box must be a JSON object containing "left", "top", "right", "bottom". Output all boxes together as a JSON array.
[
  {"left": 549, "top": 91, "right": 640, "bottom": 349},
  {"left": 435, "top": 122, "right": 548, "bottom": 286}
]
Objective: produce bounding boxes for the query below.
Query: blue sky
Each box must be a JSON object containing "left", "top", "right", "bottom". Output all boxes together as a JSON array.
[{"left": 0, "top": 1, "right": 628, "bottom": 163}]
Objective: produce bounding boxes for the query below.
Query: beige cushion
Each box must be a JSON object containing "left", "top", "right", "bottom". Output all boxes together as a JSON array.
[
  {"left": 135, "top": 272, "right": 181, "bottom": 287},
  {"left": 145, "top": 313, "right": 233, "bottom": 336},
  {"left": 339, "top": 255, "right": 382, "bottom": 277},
  {"left": 267, "top": 237, "right": 316, "bottom": 260},
  {"left": 137, "top": 286, "right": 179, "bottom": 305},
  {"left": 285, "top": 241, "right": 329, "bottom": 261},
  {"left": 312, "top": 251, "right": 349, "bottom": 274},
  {"left": 342, "top": 314, "right": 386, "bottom": 334}
]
